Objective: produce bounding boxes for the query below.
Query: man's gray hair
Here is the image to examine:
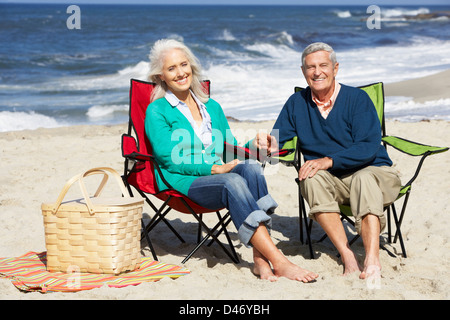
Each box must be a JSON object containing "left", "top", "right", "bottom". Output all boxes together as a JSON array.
[{"left": 301, "top": 42, "right": 337, "bottom": 67}]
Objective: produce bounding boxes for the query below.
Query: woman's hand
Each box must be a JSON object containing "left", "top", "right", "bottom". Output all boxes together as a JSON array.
[
  {"left": 211, "top": 159, "right": 241, "bottom": 175},
  {"left": 253, "top": 132, "right": 279, "bottom": 154},
  {"left": 298, "top": 157, "right": 333, "bottom": 181}
]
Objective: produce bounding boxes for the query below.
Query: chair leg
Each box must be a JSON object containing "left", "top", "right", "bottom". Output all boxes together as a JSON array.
[
  {"left": 297, "top": 181, "right": 315, "bottom": 259},
  {"left": 128, "top": 185, "right": 186, "bottom": 244},
  {"left": 301, "top": 200, "right": 315, "bottom": 259},
  {"left": 393, "top": 192, "right": 410, "bottom": 243},
  {"left": 180, "top": 199, "right": 239, "bottom": 264},
  {"left": 380, "top": 243, "right": 396, "bottom": 258},
  {"left": 182, "top": 213, "right": 239, "bottom": 264},
  {"left": 299, "top": 196, "right": 407, "bottom": 259},
  {"left": 387, "top": 206, "right": 392, "bottom": 243},
  {"left": 141, "top": 219, "right": 158, "bottom": 261},
  {"left": 142, "top": 204, "right": 186, "bottom": 244},
  {"left": 122, "top": 176, "right": 160, "bottom": 261},
  {"left": 390, "top": 202, "right": 407, "bottom": 258},
  {"left": 206, "top": 211, "right": 232, "bottom": 247},
  {"left": 216, "top": 211, "right": 239, "bottom": 262},
  {"left": 197, "top": 214, "right": 203, "bottom": 244},
  {"left": 141, "top": 195, "right": 186, "bottom": 244},
  {"left": 299, "top": 197, "right": 304, "bottom": 245}
]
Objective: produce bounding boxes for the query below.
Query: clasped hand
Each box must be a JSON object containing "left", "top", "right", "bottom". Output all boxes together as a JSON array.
[
  {"left": 253, "top": 132, "right": 333, "bottom": 181},
  {"left": 211, "top": 132, "right": 277, "bottom": 175},
  {"left": 253, "top": 132, "right": 279, "bottom": 155}
]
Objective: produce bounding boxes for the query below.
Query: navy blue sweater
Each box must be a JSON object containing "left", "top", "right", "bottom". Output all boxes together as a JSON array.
[{"left": 272, "top": 84, "right": 392, "bottom": 177}]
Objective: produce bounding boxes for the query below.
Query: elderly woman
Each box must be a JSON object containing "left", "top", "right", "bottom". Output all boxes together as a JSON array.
[{"left": 144, "top": 38, "right": 318, "bottom": 283}]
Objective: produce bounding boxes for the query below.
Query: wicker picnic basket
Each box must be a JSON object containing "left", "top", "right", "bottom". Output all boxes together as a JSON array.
[{"left": 41, "top": 167, "right": 144, "bottom": 275}]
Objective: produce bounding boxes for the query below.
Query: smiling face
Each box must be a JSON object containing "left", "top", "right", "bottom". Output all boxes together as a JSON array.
[
  {"left": 159, "top": 48, "right": 192, "bottom": 97},
  {"left": 302, "top": 50, "right": 339, "bottom": 100}
]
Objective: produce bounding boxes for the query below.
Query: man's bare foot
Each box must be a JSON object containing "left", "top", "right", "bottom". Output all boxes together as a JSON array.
[
  {"left": 360, "top": 255, "right": 381, "bottom": 280},
  {"left": 341, "top": 250, "right": 362, "bottom": 276},
  {"left": 274, "top": 261, "right": 318, "bottom": 283},
  {"left": 360, "top": 264, "right": 381, "bottom": 280}
]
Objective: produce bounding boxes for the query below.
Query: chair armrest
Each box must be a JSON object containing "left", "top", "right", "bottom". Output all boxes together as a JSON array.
[
  {"left": 265, "top": 137, "right": 299, "bottom": 169},
  {"left": 383, "top": 135, "right": 449, "bottom": 187},
  {"left": 382, "top": 135, "right": 448, "bottom": 156},
  {"left": 121, "top": 134, "right": 176, "bottom": 190},
  {"left": 223, "top": 141, "right": 295, "bottom": 163},
  {"left": 122, "top": 134, "right": 138, "bottom": 157},
  {"left": 224, "top": 142, "right": 260, "bottom": 161},
  {"left": 122, "top": 134, "right": 155, "bottom": 161}
]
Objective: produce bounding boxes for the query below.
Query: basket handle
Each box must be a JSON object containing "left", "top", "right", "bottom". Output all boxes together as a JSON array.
[{"left": 52, "top": 167, "right": 131, "bottom": 215}]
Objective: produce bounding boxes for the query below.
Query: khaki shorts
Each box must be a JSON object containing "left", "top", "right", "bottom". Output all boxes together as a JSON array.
[{"left": 300, "top": 166, "right": 402, "bottom": 234}]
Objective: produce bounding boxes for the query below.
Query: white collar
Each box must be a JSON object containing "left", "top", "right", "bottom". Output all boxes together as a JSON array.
[{"left": 165, "top": 90, "right": 205, "bottom": 109}]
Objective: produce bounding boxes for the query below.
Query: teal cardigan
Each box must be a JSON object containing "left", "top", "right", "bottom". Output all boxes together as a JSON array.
[{"left": 145, "top": 97, "right": 241, "bottom": 195}]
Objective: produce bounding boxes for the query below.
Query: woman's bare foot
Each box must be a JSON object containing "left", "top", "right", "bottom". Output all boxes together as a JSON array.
[
  {"left": 273, "top": 260, "right": 318, "bottom": 283},
  {"left": 253, "top": 259, "right": 278, "bottom": 282},
  {"left": 253, "top": 249, "right": 278, "bottom": 281},
  {"left": 250, "top": 224, "right": 317, "bottom": 283}
]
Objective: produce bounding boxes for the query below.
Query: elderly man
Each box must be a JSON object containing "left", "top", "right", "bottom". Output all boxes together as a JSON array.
[{"left": 256, "top": 42, "right": 401, "bottom": 279}]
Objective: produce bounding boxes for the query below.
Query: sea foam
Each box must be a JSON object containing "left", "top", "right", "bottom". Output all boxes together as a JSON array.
[{"left": 0, "top": 111, "right": 61, "bottom": 132}]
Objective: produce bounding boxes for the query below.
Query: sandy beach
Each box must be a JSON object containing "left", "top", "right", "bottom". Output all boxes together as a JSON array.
[
  {"left": 384, "top": 69, "right": 450, "bottom": 103},
  {"left": 0, "top": 71, "right": 449, "bottom": 301}
]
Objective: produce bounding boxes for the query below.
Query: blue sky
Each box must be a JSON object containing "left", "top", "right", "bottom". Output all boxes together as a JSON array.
[{"left": 1, "top": 0, "right": 448, "bottom": 5}]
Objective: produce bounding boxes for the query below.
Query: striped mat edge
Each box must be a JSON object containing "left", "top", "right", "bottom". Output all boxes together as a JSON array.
[{"left": 0, "top": 251, "right": 190, "bottom": 293}]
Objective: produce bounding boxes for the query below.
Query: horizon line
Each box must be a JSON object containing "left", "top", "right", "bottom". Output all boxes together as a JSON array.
[{"left": 0, "top": 1, "right": 447, "bottom": 6}]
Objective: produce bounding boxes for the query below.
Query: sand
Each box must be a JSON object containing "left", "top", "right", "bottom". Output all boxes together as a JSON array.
[
  {"left": 0, "top": 71, "right": 449, "bottom": 301},
  {"left": 384, "top": 69, "right": 450, "bottom": 103}
]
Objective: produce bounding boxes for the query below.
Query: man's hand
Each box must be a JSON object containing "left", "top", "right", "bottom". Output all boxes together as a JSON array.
[
  {"left": 298, "top": 157, "right": 333, "bottom": 181},
  {"left": 253, "top": 132, "right": 279, "bottom": 154}
]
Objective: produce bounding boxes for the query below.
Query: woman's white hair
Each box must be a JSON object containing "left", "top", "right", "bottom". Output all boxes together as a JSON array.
[
  {"left": 301, "top": 42, "right": 337, "bottom": 67},
  {"left": 148, "top": 38, "right": 208, "bottom": 103}
]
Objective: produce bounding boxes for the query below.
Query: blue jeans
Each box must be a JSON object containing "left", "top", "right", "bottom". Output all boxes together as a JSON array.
[{"left": 187, "top": 160, "right": 277, "bottom": 247}]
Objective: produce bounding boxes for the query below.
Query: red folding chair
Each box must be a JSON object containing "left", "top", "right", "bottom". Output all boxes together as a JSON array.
[{"left": 121, "top": 79, "right": 239, "bottom": 264}]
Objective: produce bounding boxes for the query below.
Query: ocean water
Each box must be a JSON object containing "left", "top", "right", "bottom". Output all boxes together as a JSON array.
[{"left": 1, "top": 4, "right": 450, "bottom": 132}]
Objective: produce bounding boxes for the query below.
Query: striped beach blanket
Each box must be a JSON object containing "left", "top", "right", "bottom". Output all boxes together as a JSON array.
[{"left": 0, "top": 252, "right": 190, "bottom": 293}]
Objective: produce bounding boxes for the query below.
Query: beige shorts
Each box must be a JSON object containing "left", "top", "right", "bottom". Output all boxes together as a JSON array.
[{"left": 300, "top": 166, "right": 402, "bottom": 234}]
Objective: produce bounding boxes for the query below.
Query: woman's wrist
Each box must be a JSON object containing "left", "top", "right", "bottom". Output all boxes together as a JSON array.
[{"left": 211, "top": 164, "right": 220, "bottom": 175}]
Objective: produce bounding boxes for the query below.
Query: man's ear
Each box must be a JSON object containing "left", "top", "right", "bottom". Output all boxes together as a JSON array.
[{"left": 334, "top": 62, "right": 339, "bottom": 77}]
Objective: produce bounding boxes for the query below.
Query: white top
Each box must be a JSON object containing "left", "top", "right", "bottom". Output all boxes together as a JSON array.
[{"left": 165, "top": 90, "right": 213, "bottom": 148}]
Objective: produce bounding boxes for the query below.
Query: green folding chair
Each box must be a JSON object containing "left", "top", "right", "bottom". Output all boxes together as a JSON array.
[{"left": 271, "top": 82, "right": 449, "bottom": 259}]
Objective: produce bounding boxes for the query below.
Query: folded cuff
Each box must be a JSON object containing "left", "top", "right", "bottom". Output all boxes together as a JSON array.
[
  {"left": 256, "top": 194, "right": 278, "bottom": 214},
  {"left": 238, "top": 210, "right": 272, "bottom": 248}
]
